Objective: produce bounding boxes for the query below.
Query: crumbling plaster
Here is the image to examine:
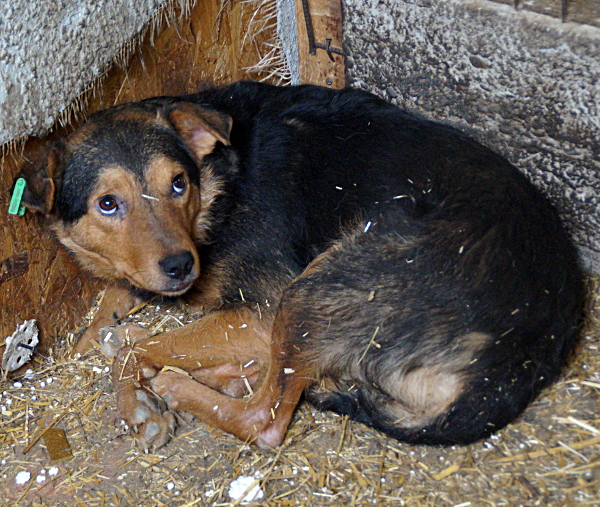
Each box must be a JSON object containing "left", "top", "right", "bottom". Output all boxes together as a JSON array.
[{"left": 0, "top": 0, "right": 168, "bottom": 145}]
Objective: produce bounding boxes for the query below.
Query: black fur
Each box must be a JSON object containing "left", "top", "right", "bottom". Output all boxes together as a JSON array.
[{"left": 193, "top": 83, "right": 583, "bottom": 443}]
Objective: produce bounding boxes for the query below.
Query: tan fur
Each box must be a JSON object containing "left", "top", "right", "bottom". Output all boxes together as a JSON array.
[
  {"left": 385, "top": 332, "right": 490, "bottom": 427},
  {"left": 167, "top": 104, "right": 232, "bottom": 154},
  {"left": 72, "top": 284, "right": 141, "bottom": 356},
  {"left": 193, "top": 164, "right": 225, "bottom": 244},
  {"left": 106, "top": 305, "right": 290, "bottom": 448},
  {"left": 386, "top": 368, "right": 464, "bottom": 427},
  {"left": 53, "top": 160, "right": 202, "bottom": 294}
]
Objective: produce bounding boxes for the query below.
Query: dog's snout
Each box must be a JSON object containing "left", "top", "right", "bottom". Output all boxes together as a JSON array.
[{"left": 159, "top": 251, "right": 195, "bottom": 280}]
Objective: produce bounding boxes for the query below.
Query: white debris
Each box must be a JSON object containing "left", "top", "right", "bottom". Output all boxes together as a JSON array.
[
  {"left": 92, "top": 366, "right": 103, "bottom": 374},
  {"left": 2, "top": 320, "right": 39, "bottom": 372},
  {"left": 13, "top": 382, "right": 22, "bottom": 388},
  {"left": 205, "top": 489, "right": 215, "bottom": 498},
  {"left": 48, "top": 467, "right": 59, "bottom": 476},
  {"left": 166, "top": 481, "right": 175, "bottom": 491},
  {"left": 228, "top": 475, "right": 264, "bottom": 503},
  {"left": 15, "top": 471, "right": 31, "bottom": 485},
  {"left": 284, "top": 368, "right": 295, "bottom": 374},
  {"left": 36, "top": 474, "right": 46, "bottom": 483}
]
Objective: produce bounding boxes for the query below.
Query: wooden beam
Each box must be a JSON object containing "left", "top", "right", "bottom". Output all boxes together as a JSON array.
[{"left": 295, "top": 0, "right": 345, "bottom": 88}]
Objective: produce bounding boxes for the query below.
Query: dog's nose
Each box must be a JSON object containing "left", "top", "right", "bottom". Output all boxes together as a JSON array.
[{"left": 159, "top": 251, "right": 195, "bottom": 280}]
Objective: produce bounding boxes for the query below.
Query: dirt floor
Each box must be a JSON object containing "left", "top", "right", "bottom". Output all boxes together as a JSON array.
[{"left": 1, "top": 279, "right": 599, "bottom": 507}]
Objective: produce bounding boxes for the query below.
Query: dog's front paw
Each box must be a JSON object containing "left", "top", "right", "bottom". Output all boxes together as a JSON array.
[
  {"left": 99, "top": 324, "right": 150, "bottom": 359},
  {"left": 119, "top": 387, "right": 177, "bottom": 451}
]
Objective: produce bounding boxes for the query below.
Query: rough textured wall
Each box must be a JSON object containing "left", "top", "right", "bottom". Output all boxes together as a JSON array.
[
  {"left": 344, "top": 0, "right": 600, "bottom": 273},
  {"left": 0, "top": 0, "right": 170, "bottom": 145}
]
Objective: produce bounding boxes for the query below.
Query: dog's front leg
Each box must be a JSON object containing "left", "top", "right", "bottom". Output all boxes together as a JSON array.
[
  {"left": 106, "top": 306, "right": 274, "bottom": 451},
  {"left": 72, "top": 284, "right": 142, "bottom": 356}
]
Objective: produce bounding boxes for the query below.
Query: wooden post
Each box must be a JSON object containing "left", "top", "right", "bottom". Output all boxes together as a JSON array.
[{"left": 295, "top": 0, "right": 345, "bottom": 88}]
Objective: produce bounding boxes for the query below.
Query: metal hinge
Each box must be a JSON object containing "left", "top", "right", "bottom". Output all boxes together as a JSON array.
[{"left": 301, "top": 0, "right": 345, "bottom": 62}]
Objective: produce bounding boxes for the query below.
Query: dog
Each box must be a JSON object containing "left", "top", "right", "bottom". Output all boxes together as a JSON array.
[{"left": 17, "top": 81, "right": 584, "bottom": 450}]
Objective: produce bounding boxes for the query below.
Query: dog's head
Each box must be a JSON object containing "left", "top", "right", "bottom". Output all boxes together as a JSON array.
[{"left": 16, "top": 100, "right": 233, "bottom": 296}]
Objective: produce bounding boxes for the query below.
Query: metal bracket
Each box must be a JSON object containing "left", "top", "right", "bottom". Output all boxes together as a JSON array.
[{"left": 301, "top": 0, "right": 345, "bottom": 62}]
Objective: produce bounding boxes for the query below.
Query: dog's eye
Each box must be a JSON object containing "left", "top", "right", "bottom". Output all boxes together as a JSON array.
[
  {"left": 172, "top": 173, "right": 187, "bottom": 194},
  {"left": 98, "top": 195, "right": 118, "bottom": 215}
]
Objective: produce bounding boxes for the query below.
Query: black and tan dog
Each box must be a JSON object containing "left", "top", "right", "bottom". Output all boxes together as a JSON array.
[{"left": 17, "top": 82, "right": 584, "bottom": 450}]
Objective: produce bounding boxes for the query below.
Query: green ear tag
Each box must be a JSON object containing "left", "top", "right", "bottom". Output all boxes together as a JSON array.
[{"left": 9, "top": 178, "right": 26, "bottom": 216}]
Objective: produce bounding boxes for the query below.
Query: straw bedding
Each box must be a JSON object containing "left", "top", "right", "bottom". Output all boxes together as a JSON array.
[{"left": 1, "top": 278, "right": 598, "bottom": 506}]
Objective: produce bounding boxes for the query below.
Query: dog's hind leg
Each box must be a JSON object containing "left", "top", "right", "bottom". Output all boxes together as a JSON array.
[
  {"left": 266, "top": 227, "right": 483, "bottom": 445},
  {"left": 268, "top": 217, "right": 581, "bottom": 446}
]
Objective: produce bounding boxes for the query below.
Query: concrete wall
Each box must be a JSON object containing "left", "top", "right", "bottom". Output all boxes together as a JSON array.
[
  {"left": 343, "top": 0, "right": 600, "bottom": 273},
  {"left": 0, "top": 0, "right": 170, "bottom": 145}
]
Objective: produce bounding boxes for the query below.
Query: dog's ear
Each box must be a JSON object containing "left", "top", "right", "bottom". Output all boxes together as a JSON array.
[
  {"left": 165, "top": 103, "right": 233, "bottom": 161},
  {"left": 16, "top": 143, "right": 63, "bottom": 215}
]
